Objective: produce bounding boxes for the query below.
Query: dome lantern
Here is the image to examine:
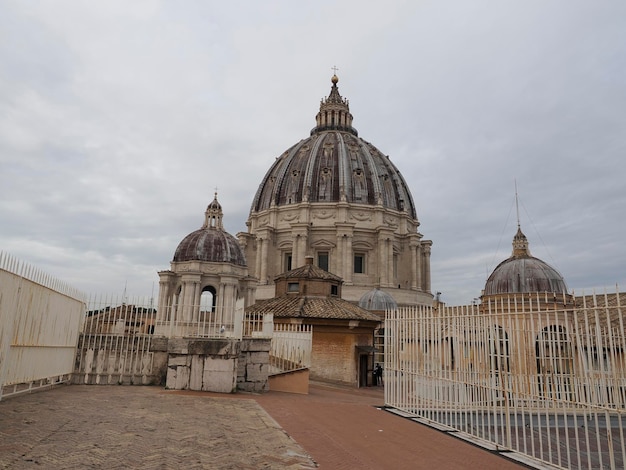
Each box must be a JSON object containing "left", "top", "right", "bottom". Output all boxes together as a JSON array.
[
  {"left": 203, "top": 192, "right": 224, "bottom": 230},
  {"left": 311, "top": 74, "right": 358, "bottom": 137}
]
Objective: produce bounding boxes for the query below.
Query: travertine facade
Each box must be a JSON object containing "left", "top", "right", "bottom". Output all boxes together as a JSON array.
[{"left": 238, "top": 75, "right": 432, "bottom": 307}]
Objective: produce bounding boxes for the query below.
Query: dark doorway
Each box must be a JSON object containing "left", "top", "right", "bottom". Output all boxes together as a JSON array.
[{"left": 359, "top": 354, "right": 369, "bottom": 388}]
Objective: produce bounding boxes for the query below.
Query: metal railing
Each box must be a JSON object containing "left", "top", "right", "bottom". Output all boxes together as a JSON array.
[
  {"left": 385, "top": 289, "right": 626, "bottom": 469},
  {"left": 269, "top": 323, "right": 312, "bottom": 374}
]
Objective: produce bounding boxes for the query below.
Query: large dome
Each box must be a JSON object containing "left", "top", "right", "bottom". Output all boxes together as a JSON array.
[
  {"left": 484, "top": 227, "right": 568, "bottom": 296},
  {"left": 173, "top": 194, "right": 246, "bottom": 266},
  {"left": 250, "top": 75, "right": 417, "bottom": 218}
]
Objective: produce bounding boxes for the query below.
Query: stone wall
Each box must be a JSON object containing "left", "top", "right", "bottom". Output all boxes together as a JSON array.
[
  {"left": 75, "top": 336, "right": 270, "bottom": 394},
  {"left": 166, "top": 338, "right": 240, "bottom": 393},
  {"left": 237, "top": 338, "right": 271, "bottom": 393}
]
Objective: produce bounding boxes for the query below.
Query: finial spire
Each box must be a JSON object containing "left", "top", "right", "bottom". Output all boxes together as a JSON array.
[
  {"left": 512, "top": 180, "right": 530, "bottom": 257},
  {"left": 515, "top": 179, "right": 521, "bottom": 229},
  {"left": 310, "top": 70, "right": 358, "bottom": 136}
]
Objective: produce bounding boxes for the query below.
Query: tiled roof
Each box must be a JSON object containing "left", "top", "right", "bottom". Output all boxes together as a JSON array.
[{"left": 247, "top": 296, "right": 381, "bottom": 322}]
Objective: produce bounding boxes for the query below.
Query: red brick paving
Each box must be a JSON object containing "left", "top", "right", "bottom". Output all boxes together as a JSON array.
[{"left": 253, "top": 382, "right": 525, "bottom": 469}]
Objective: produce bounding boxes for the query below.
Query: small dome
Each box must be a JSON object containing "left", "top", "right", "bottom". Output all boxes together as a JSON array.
[
  {"left": 173, "top": 229, "right": 246, "bottom": 265},
  {"left": 484, "top": 227, "right": 567, "bottom": 296},
  {"left": 359, "top": 288, "right": 398, "bottom": 311},
  {"left": 173, "top": 194, "right": 246, "bottom": 266}
]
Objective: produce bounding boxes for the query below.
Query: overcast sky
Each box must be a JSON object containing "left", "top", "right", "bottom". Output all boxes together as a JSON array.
[{"left": 1, "top": 0, "right": 625, "bottom": 306}]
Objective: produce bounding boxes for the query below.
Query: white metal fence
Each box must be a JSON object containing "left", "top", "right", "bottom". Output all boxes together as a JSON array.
[
  {"left": 153, "top": 297, "right": 246, "bottom": 339},
  {"left": 385, "top": 290, "right": 626, "bottom": 470},
  {"left": 75, "top": 294, "right": 157, "bottom": 385},
  {"left": 0, "top": 252, "right": 85, "bottom": 400},
  {"left": 269, "top": 323, "right": 312, "bottom": 374}
]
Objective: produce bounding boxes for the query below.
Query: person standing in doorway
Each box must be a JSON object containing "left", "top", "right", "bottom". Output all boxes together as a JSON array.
[{"left": 374, "top": 364, "right": 383, "bottom": 386}]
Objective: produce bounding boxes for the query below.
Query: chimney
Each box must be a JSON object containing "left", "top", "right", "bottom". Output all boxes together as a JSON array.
[{"left": 305, "top": 256, "right": 314, "bottom": 265}]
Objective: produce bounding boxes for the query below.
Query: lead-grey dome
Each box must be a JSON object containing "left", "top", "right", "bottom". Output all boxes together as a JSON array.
[
  {"left": 359, "top": 288, "right": 398, "bottom": 311},
  {"left": 484, "top": 227, "right": 568, "bottom": 296},
  {"left": 173, "top": 194, "right": 246, "bottom": 266},
  {"left": 250, "top": 75, "right": 417, "bottom": 218}
]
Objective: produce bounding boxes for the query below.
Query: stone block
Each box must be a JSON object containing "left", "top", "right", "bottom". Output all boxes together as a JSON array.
[
  {"left": 175, "top": 365, "right": 190, "bottom": 390},
  {"left": 166, "top": 366, "right": 177, "bottom": 389},
  {"left": 167, "top": 338, "right": 190, "bottom": 354},
  {"left": 241, "top": 338, "right": 271, "bottom": 352},
  {"left": 248, "top": 351, "right": 269, "bottom": 364},
  {"left": 202, "top": 357, "right": 237, "bottom": 393},
  {"left": 188, "top": 339, "right": 241, "bottom": 357},
  {"left": 189, "top": 355, "right": 204, "bottom": 391},
  {"left": 149, "top": 336, "right": 169, "bottom": 351},
  {"left": 168, "top": 355, "right": 190, "bottom": 367},
  {"left": 246, "top": 363, "right": 267, "bottom": 382}
]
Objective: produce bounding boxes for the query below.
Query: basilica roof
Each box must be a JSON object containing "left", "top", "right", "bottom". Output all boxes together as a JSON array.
[
  {"left": 250, "top": 75, "right": 417, "bottom": 218},
  {"left": 484, "top": 226, "right": 568, "bottom": 296},
  {"left": 173, "top": 194, "right": 246, "bottom": 266}
]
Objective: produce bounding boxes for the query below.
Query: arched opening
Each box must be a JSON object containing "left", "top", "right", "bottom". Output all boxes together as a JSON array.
[{"left": 200, "top": 286, "right": 217, "bottom": 313}]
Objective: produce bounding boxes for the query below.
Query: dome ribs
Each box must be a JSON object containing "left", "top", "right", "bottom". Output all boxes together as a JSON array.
[
  {"left": 250, "top": 76, "right": 419, "bottom": 218},
  {"left": 484, "top": 229, "right": 568, "bottom": 296}
]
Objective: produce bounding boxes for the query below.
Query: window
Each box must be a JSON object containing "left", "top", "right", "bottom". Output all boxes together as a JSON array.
[
  {"left": 330, "top": 284, "right": 338, "bottom": 296},
  {"left": 317, "top": 252, "right": 329, "bottom": 271},
  {"left": 354, "top": 253, "right": 365, "bottom": 274},
  {"left": 288, "top": 282, "right": 299, "bottom": 293},
  {"left": 284, "top": 252, "right": 292, "bottom": 272}
]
